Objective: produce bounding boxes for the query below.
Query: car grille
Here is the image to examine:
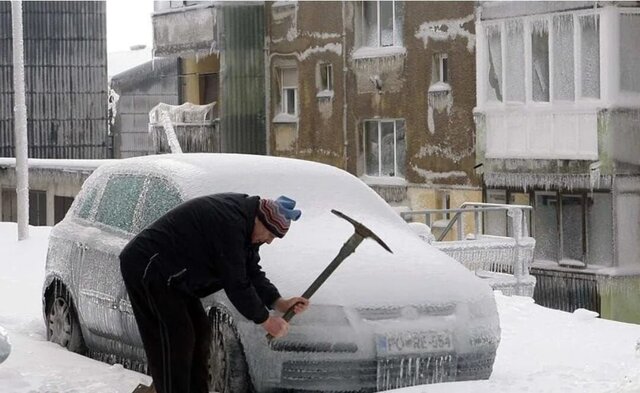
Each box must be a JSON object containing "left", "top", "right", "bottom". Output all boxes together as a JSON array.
[
  {"left": 280, "top": 353, "right": 456, "bottom": 392},
  {"left": 356, "top": 303, "right": 456, "bottom": 321}
]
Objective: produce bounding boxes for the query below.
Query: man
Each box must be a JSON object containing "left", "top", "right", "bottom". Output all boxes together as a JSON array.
[{"left": 120, "top": 193, "right": 309, "bottom": 393}]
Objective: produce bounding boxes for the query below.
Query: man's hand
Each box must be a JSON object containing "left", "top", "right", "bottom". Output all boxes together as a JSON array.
[
  {"left": 274, "top": 297, "right": 310, "bottom": 315},
  {"left": 261, "top": 316, "right": 289, "bottom": 338}
]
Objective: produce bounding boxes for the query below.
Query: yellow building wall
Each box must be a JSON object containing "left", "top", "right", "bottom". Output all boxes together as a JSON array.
[
  {"left": 599, "top": 275, "right": 640, "bottom": 324},
  {"left": 406, "top": 187, "right": 482, "bottom": 241},
  {"left": 181, "top": 55, "right": 220, "bottom": 104}
]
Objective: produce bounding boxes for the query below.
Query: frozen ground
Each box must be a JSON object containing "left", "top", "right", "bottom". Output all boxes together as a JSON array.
[{"left": 1, "top": 222, "right": 640, "bottom": 393}]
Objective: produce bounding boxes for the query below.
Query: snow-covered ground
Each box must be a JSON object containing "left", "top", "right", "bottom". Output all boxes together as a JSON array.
[{"left": 1, "top": 222, "right": 640, "bottom": 393}]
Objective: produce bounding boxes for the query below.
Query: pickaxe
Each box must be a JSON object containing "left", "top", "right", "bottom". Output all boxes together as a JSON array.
[{"left": 267, "top": 209, "right": 392, "bottom": 341}]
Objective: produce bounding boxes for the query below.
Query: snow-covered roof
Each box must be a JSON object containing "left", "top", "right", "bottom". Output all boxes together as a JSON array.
[
  {"left": 108, "top": 47, "right": 153, "bottom": 79},
  {"left": 0, "top": 158, "right": 115, "bottom": 172},
  {"left": 87, "top": 153, "right": 492, "bottom": 308}
]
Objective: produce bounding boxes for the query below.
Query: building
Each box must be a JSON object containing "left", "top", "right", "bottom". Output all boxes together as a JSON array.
[
  {"left": 0, "top": 1, "right": 109, "bottom": 225},
  {"left": 109, "top": 55, "right": 180, "bottom": 158},
  {"left": 152, "top": 1, "right": 481, "bottom": 223},
  {"left": 0, "top": 1, "right": 109, "bottom": 159},
  {"left": 474, "top": 1, "right": 640, "bottom": 322}
]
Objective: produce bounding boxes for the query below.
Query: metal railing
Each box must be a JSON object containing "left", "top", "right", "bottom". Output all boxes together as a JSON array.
[{"left": 400, "top": 202, "right": 533, "bottom": 241}]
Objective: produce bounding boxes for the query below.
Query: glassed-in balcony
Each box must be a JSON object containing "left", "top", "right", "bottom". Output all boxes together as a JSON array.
[{"left": 476, "top": 6, "right": 640, "bottom": 165}]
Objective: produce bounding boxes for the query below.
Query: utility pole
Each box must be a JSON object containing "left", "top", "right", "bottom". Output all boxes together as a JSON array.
[{"left": 12, "top": 1, "right": 29, "bottom": 240}]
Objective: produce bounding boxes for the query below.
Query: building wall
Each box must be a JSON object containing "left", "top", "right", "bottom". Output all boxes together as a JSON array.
[
  {"left": 110, "top": 59, "right": 180, "bottom": 158},
  {"left": 0, "top": 165, "right": 94, "bottom": 226},
  {"left": 0, "top": 1, "right": 109, "bottom": 159},
  {"left": 266, "top": 1, "right": 481, "bottom": 210}
]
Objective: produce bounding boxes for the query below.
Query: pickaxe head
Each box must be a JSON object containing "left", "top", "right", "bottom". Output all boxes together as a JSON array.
[{"left": 331, "top": 209, "right": 393, "bottom": 254}]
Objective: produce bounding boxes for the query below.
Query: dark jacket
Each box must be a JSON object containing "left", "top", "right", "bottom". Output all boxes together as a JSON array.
[{"left": 121, "top": 193, "right": 281, "bottom": 324}]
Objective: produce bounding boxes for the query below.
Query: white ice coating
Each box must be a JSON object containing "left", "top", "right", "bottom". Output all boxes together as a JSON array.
[
  {"left": 148, "top": 102, "right": 217, "bottom": 154},
  {"left": 414, "top": 14, "right": 476, "bottom": 52},
  {"left": 411, "top": 166, "right": 469, "bottom": 185},
  {"left": 67, "top": 154, "right": 494, "bottom": 309},
  {"left": 296, "top": 43, "right": 342, "bottom": 61},
  {"left": 108, "top": 88, "right": 120, "bottom": 136},
  {"left": 427, "top": 83, "right": 453, "bottom": 134},
  {"left": 0, "top": 325, "right": 10, "bottom": 364},
  {"left": 416, "top": 144, "right": 474, "bottom": 164},
  {"left": 484, "top": 172, "right": 613, "bottom": 192},
  {"left": 12, "top": 0, "right": 28, "bottom": 241}
]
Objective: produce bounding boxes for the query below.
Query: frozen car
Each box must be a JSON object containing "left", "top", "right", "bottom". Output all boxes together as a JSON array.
[{"left": 43, "top": 153, "right": 500, "bottom": 392}]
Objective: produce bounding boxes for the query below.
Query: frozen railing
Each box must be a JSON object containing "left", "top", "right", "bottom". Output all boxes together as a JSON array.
[
  {"left": 402, "top": 203, "right": 536, "bottom": 296},
  {"left": 148, "top": 102, "right": 220, "bottom": 154}
]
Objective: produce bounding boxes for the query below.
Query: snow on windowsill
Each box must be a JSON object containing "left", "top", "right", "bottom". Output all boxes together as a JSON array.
[
  {"left": 359, "top": 175, "right": 407, "bottom": 187},
  {"left": 316, "top": 90, "right": 334, "bottom": 99},
  {"left": 272, "top": 113, "right": 298, "bottom": 123},
  {"left": 428, "top": 81, "right": 451, "bottom": 93},
  {"left": 351, "top": 46, "right": 406, "bottom": 60}
]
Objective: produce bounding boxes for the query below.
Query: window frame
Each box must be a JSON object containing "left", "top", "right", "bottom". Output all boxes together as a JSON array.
[
  {"left": 433, "top": 53, "right": 449, "bottom": 84},
  {"left": 480, "top": 8, "right": 603, "bottom": 109},
  {"left": 360, "top": 0, "right": 401, "bottom": 48},
  {"left": 280, "top": 67, "right": 298, "bottom": 117},
  {"left": 362, "top": 118, "right": 406, "bottom": 178}
]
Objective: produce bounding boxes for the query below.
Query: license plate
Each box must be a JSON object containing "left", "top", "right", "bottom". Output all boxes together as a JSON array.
[{"left": 376, "top": 330, "right": 453, "bottom": 355}]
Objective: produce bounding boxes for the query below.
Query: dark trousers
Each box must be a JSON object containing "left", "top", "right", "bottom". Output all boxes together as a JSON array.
[{"left": 120, "top": 247, "right": 211, "bottom": 393}]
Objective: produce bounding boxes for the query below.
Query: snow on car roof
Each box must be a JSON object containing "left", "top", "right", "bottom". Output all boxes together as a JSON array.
[{"left": 94, "top": 153, "right": 493, "bottom": 309}]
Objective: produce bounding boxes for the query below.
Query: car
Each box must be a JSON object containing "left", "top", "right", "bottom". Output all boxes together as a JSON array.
[{"left": 42, "top": 153, "right": 500, "bottom": 392}]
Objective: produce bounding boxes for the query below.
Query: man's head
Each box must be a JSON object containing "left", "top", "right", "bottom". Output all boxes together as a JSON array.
[{"left": 253, "top": 195, "right": 301, "bottom": 245}]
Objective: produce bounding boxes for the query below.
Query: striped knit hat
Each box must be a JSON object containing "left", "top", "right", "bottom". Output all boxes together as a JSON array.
[{"left": 257, "top": 196, "right": 302, "bottom": 238}]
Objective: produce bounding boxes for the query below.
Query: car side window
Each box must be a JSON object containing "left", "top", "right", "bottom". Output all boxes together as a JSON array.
[
  {"left": 96, "top": 175, "right": 145, "bottom": 232},
  {"left": 137, "top": 177, "right": 183, "bottom": 231},
  {"left": 77, "top": 187, "right": 98, "bottom": 219}
]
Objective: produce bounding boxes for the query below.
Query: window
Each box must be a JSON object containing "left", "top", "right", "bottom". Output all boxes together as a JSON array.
[
  {"left": 363, "top": 119, "right": 406, "bottom": 177},
  {"left": 279, "top": 68, "right": 298, "bottom": 116},
  {"left": 620, "top": 14, "right": 640, "bottom": 93},
  {"left": 199, "top": 73, "right": 219, "bottom": 105},
  {"left": 433, "top": 53, "right": 449, "bottom": 84},
  {"left": 77, "top": 187, "right": 98, "bottom": 219},
  {"left": 1, "top": 188, "right": 16, "bottom": 222},
  {"left": 319, "top": 63, "right": 333, "bottom": 92},
  {"left": 553, "top": 14, "right": 575, "bottom": 101},
  {"left": 533, "top": 191, "right": 612, "bottom": 267},
  {"left": 28, "top": 190, "right": 47, "bottom": 226},
  {"left": 54, "top": 196, "right": 74, "bottom": 224},
  {"left": 137, "top": 178, "right": 183, "bottom": 231},
  {"left": 486, "top": 25, "right": 503, "bottom": 102},
  {"left": 362, "top": 0, "right": 403, "bottom": 47},
  {"left": 531, "top": 19, "right": 550, "bottom": 102},
  {"left": 482, "top": 11, "right": 601, "bottom": 106},
  {"left": 579, "top": 15, "right": 600, "bottom": 99},
  {"left": 505, "top": 20, "right": 525, "bottom": 102},
  {"left": 96, "top": 175, "right": 145, "bottom": 232}
]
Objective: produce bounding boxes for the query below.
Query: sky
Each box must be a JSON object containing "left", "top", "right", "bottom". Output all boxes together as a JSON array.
[
  {"left": 106, "top": 0, "right": 154, "bottom": 53},
  {"left": 2, "top": 220, "right": 640, "bottom": 392}
]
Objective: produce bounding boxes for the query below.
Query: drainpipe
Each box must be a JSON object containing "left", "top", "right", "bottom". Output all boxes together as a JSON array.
[
  {"left": 264, "top": 25, "right": 271, "bottom": 156},
  {"left": 342, "top": 0, "right": 348, "bottom": 171}
]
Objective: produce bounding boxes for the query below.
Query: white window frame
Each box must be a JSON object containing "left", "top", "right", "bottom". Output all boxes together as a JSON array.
[
  {"left": 280, "top": 67, "right": 298, "bottom": 117},
  {"left": 434, "top": 53, "right": 449, "bottom": 84},
  {"left": 319, "top": 63, "right": 333, "bottom": 92},
  {"left": 363, "top": 118, "right": 405, "bottom": 178},
  {"left": 479, "top": 8, "right": 604, "bottom": 110},
  {"left": 361, "top": 0, "right": 399, "bottom": 48}
]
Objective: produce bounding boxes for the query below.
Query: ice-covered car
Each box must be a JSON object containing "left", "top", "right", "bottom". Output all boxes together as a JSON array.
[{"left": 43, "top": 153, "right": 500, "bottom": 392}]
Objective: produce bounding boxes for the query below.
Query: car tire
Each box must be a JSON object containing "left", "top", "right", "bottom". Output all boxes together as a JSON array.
[
  {"left": 208, "top": 307, "right": 253, "bottom": 393},
  {"left": 45, "top": 283, "right": 86, "bottom": 354}
]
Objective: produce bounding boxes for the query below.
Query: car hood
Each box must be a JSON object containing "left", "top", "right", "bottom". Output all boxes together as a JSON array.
[{"left": 258, "top": 208, "right": 493, "bottom": 310}]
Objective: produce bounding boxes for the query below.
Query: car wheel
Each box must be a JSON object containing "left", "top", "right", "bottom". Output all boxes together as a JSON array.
[
  {"left": 45, "top": 284, "right": 86, "bottom": 354},
  {"left": 208, "top": 308, "right": 252, "bottom": 393}
]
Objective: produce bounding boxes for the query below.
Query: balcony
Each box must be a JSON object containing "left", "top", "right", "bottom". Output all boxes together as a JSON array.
[{"left": 484, "top": 108, "right": 598, "bottom": 160}]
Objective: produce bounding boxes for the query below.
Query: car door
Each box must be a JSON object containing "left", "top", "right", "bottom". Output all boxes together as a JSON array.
[
  {"left": 76, "top": 173, "right": 145, "bottom": 341},
  {"left": 119, "top": 175, "right": 184, "bottom": 347}
]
